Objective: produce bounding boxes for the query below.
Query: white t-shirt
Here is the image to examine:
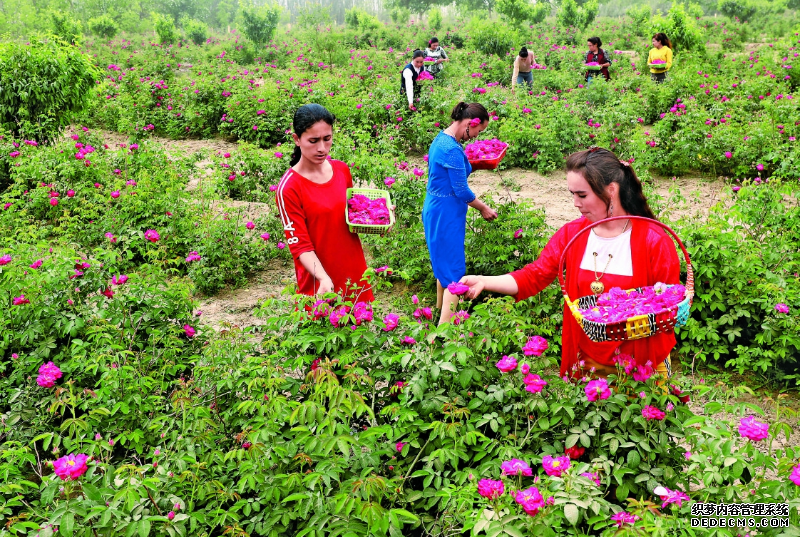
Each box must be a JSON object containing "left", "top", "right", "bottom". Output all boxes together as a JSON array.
[{"left": 579, "top": 228, "right": 633, "bottom": 276}]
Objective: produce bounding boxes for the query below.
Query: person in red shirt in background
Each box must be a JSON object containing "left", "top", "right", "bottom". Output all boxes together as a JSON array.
[
  {"left": 585, "top": 37, "right": 612, "bottom": 83},
  {"left": 276, "top": 103, "right": 374, "bottom": 303},
  {"left": 459, "top": 147, "right": 680, "bottom": 379}
]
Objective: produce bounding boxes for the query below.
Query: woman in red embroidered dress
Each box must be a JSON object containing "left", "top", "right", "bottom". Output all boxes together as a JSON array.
[{"left": 460, "top": 147, "right": 680, "bottom": 378}]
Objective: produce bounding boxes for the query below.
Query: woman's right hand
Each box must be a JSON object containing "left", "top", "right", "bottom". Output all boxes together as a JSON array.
[{"left": 459, "top": 275, "right": 485, "bottom": 300}]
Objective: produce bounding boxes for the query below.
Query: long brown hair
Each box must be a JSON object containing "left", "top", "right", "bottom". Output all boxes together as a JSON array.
[
  {"left": 566, "top": 147, "right": 656, "bottom": 220},
  {"left": 653, "top": 32, "right": 673, "bottom": 50}
]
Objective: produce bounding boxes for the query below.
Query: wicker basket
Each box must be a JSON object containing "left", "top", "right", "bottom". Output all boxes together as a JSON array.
[
  {"left": 468, "top": 145, "right": 508, "bottom": 171},
  {"left": 345, "top": 188, "right": 394, "bottom": 235},
  {"left": 585, "top": 64, "right": 603, "bottom": 71},
  {"left": 557, "top": 216, "right": 694, "bottom": 342}
]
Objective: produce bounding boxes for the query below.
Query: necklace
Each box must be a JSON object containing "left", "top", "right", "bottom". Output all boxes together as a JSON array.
[
  {"left": 591, "top": 252, "right": 613, "bottom": 294},
  {"left": 589, "top": 219, "right": 629, "bottom": 294}
]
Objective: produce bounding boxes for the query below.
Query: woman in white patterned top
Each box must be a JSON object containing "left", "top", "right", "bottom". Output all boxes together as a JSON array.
[{"left": 424, "top": 37, "right": 448, "bottom": 77}]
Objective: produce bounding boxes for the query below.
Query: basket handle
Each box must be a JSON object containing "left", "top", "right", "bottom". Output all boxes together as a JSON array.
[{"left": 556, "top": 216, "right": 693, "bottom": 297}]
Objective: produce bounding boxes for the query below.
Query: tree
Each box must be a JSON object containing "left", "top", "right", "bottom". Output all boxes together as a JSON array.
[
  {"left": 652, "top": 2, "right": 704, "bottom": 51},
  {"left": 50, "top": 12, "right": 82, "bottom": 46},
  {"left": 557, "top": 0, "right": 596, "bottom": 29},
  {"left": 389, "top": 6, "right": 411, "bottom": 24},
  {"left": 496, "top": 0, "right": 542, "bottom": 27},
  {"left": 215, "top": 0, "right": 238, "bottom": 29},
  {"left": 717, "top": 0, "right": 757, "bottom": 22},
  {"left": 385, "top": 0, "right": 447, "bottom": 15},
  {"left": 626, "top": 4, "right": 652, "bottom": 29},
  {"left": 241, "top": 3, "right": 280, "bottom": 46},
  {"left": 428, "top": 7, "right": 443, "bottom": 31},
  {"left": 88, "top": 14, "right": 119, "bottom": 39},
  {"left": 153, "top": 12, "right": 179, "bottom": 44},
  {"left": 297, "top": 4, "right": 332, "bottom": 30},
  {"left": 557, "top": 0, "right": 580, "bottom": 27}
]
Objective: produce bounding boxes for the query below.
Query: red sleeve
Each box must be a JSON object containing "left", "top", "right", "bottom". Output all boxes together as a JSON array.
[
  {"left": 275, "top": 174, "right": 314, "bottom": 260},
  {"left": 510, "top": 223, "right": 570, "bottom": 301},
  {"left": 649, "top": 228, "right": 681, "bottom": 285}
]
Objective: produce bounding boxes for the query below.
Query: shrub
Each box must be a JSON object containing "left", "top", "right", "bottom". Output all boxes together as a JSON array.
[
  {"left": 88, "top": 14, "right": 119, "bottom": 39},
  {"left": 467, "top": 17, "right": 519, "bottom": 57},
  {"left": 0, "top": 37, "right": 99, "bottom": 144},
  {"left": 241, "top": 3, "right": 281, "bottom": 47},
  {"left": 183, "top": 18, "right": 209, "bottom": 45},
  {"left": 153, "top": 12, "right": 179, "bottom": 45}
]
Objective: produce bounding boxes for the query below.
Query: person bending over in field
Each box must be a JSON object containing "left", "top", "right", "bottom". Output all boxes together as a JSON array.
[
  {"left": 459, "top": 147, "right": 680, "bottom": 379},
  {"left": 276, "top": 104, "right": 374, "bottom": 302},
  {"left": 401, "top": 50, "right": 425, "bottom": 110},
  {"left": 512, "top": 46, "right": 536, "bottom": 91}
]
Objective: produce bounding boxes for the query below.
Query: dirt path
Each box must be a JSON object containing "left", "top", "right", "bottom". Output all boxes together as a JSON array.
[
  {"left": 81, "top": 127, "right": 239, "bottom": 157},
  {"left": 196, "top": 258, "right": 294, "bottom": 332},
  {"left": 468, "top": 167, "right": 724, "bottom": 228}
]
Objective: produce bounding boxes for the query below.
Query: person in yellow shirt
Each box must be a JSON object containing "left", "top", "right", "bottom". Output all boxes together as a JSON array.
[{"left": 648, "top": 33, "right": 673, "bottom": 83}]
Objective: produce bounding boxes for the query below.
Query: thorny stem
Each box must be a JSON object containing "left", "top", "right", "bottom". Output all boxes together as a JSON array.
[{"left": 400, "top": 437, "right": 432, "bottom": 491}]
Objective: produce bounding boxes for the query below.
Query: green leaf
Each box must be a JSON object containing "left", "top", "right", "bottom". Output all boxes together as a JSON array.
[
  {"left": 82, "top": 482, "right": 102, "bottom": 502},
  {"left": 504, "top": 526, "right": 525, "bottom": 537},
  {"left": 564, "top": 504, "right": 579, "bottom": 526},
  {"left": 138, "top": 519, "right": 151, "bottom": 537},
  {"left": 60, "top": 512, "right": 74, "bottom": 537},
  {"left": 616, "top": 483, "right": 629, "bottom": 502},
  {"left": 627, "top": 450, "right": 641, "bottom": 469}
]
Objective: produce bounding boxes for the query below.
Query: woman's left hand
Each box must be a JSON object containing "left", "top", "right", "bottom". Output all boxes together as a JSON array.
[{"left": 381, "top": 205, "right": 397, "bottom": 236}]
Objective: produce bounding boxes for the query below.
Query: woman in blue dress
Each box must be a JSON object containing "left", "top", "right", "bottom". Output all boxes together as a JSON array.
[{"left": 423, "top": 102, "right": 498, "bottom": 325}]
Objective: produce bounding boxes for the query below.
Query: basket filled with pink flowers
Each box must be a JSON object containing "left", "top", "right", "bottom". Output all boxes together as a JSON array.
[
  {"left": 648, "top": 58, "right": 667, "bottom": 69},
  {"left": 346, "top": 189, "right": 395, "bottom": 234},
  {"left": 584, "top": 61, "right": 603, "bottom": 71},
  {"left": 558, "top": 216, "right": 694, "bottom": 343},
  {"left": 465, "top": 138, "right": 508, "bottom": 170},
  {"left": 417, "top": 70, "right": 435, "bottom": 83}
]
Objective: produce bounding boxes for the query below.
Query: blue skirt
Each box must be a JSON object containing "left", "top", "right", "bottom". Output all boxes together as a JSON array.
[{"left": 422, "top": 193, "right": 468, "bottom": 286}]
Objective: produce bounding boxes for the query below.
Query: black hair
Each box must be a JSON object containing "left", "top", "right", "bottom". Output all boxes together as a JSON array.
[
  {"left": 412, "top": 49, "right": 425, "bottom": 59},
  {"left": 587, "top": 36, "right": 602, "bottom": 48},
  {"left": 429, "top": 37, "right": 439, "bottom": 45},
  {"left": 566, "top": 147, "right": 656, "bottom": 220},
  {"left": 519, "top": 46, "right": 529, "bottom": 58},
  {"left": 290, "top": 104, "right": 335, "bottom": 167},
  {"left": 449, "top": 102, "right": 489, "bottom": 123}
]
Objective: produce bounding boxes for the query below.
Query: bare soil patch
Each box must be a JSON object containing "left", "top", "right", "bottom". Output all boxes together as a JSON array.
[{"left": 468, "top": 167, "right": 724, "bottom": 227}]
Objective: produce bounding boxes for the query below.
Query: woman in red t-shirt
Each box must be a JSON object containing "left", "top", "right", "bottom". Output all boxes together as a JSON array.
[
  {"left": 460, "top": 147, "right": 680, "bottom": 379},
  {"left": 276, "top": 104, "right": 374, "bottom": 302}
]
